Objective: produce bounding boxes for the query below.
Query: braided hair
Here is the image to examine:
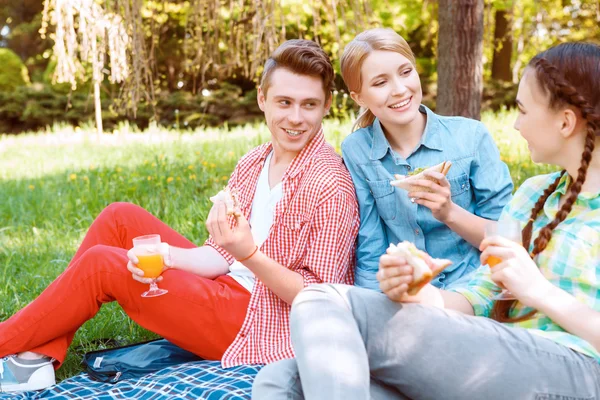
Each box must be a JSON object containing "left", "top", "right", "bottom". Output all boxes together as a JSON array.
[{"left": 492, "top": 43, "right": 600, "bottom": 322}]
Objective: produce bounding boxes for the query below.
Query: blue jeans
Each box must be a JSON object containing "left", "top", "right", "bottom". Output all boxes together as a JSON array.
[{"left": 253, "top": 284, "right": 600, "bottom": 400}]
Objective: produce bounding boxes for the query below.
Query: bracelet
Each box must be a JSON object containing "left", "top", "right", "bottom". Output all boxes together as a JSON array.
[{"left": 236, "top": 245, "right": 259, "bottom": 262}]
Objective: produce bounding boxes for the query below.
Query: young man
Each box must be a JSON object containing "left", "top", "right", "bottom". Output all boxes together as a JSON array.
[{"left": 0, "top": 40, "right": 359, "bottom": 393}]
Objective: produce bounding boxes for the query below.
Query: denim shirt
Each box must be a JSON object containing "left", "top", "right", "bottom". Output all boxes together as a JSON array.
[{"left": 341, "top": 105, "right": 513, "bottom": 291}]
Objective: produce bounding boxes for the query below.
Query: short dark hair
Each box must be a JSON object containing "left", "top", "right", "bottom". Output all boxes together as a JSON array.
[{"left": 260, "top": 39, "right": 335, "bottom": 100}]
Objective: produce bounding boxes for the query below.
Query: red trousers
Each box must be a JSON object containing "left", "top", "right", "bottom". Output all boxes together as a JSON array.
[{"left": 0, "top": 202, "right": 250, "bottom": 368}]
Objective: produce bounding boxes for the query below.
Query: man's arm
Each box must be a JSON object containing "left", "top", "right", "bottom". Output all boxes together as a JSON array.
[
  {"left": 168, "top": 245, "right": 231, "bottom": 279},
  {"left": 207, "top": 186, "right": 358, "bottom": 304}
]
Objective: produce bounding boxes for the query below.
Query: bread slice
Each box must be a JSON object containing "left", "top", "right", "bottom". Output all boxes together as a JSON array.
[
  {"left": 209, "top": 187, "right": 241, "bottom": 216},
  {"left": 386, "top": 241, "right": 452, "bottom": 295},
  {"left": 390, "top": 161, "right": 452, "bottom": 193}
]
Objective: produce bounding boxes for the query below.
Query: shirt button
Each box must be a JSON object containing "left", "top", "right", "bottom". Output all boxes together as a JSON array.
[
  {"left": 407, "top": 165, "right": 412, "bottom": 171},
  {"left": 240, "top": 332, "right": 246, "bottom": 338},
  {"left": 415, "top": 229, "right": 420, "bottom": 235},
  {"left": 461, "top": 184, "right": 466, "bottom": 189}
]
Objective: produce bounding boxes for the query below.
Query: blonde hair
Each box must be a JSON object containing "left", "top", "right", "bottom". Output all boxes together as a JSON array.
[{"left": 340, "top": 28, "right": 416, "bottom": 130}]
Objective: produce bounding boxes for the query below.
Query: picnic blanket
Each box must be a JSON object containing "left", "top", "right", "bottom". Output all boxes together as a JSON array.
[{"left": 0, "top": 360, "right": 261, "bottom": 399}]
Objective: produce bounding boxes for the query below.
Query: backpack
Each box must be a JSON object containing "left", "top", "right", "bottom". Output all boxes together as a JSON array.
[{"left": 82, "top": 339, "right": 202, "bottom": 383}]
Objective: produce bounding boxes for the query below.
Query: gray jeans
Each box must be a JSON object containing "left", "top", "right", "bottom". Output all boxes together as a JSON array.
[{"left": 252, "top": 284, "right": 600, "bottom": 400}]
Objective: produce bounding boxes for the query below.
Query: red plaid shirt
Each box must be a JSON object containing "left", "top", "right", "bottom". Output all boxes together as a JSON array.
[{"left": 205, "top": 129, "right": 359, "bottom": 367}]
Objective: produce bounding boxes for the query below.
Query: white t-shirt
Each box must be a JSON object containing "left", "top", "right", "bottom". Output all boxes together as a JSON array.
[{"left": 228, "top": 151, "right": 282, "bottom": 292}]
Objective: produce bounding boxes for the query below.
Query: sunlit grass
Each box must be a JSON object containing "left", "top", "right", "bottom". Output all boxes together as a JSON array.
[{"left": 0, "top": 111, "right": 555, "bottom": 380}]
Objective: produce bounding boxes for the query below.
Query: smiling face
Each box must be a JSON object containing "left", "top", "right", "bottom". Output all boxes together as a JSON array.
[
  {"left": 257, "top": 68, "right": 331, "bottom": 161},
  {"left": 350, "top": 50, "right": 423, "bottom": 129}
]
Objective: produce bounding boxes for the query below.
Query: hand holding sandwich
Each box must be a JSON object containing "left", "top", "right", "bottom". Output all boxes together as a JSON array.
[
  {"left": 206, "top": 191, "right": 257, "bottom": 262},
  {"left": 377, "top": 241, "right": 451, "bottom": 307},
  {"left": 391, "top": 161, "right": 455, "bottom": 223},
  {"left": 407, "top": 170, "right": 455, "bottom": 222}
]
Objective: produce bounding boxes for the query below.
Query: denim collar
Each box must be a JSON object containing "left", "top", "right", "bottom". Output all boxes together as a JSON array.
[{"left": 370, "top": 105, "right": 443, "bottom": 161}]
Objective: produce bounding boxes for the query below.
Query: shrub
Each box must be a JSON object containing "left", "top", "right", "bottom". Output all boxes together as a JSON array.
[{"left": 0, "top": 48, "right": 30, "bottom": 92}]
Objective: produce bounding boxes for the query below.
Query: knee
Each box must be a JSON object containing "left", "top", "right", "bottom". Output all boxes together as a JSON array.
[
  {"left": 252, "top": 359, "right": 300, "bottom": 400},
  {"left": 100, "top": 202, "right": 141, "bottom": 220},
  {"left": 292, "top": 283, "right": 346, "bottom": 309},
  {"left": 75, "top": 245, "right": 124, "bottom": 272}
]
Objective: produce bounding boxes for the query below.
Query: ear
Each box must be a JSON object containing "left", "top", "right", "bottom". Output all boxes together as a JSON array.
[
  {"left": 350, "top": 91, "right": 366, "bottom": 108},
  {"left": 324, "top": 92, "right": 333, "bottom": 115},
  {"left": 257, "top": 87, "right": 266, "bottom": 112},
  {"left": 558, "top": 107, "right": 579, "bottom": 139}
]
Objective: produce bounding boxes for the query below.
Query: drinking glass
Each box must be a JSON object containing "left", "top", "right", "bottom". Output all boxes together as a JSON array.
[
  {"left": 132, "top": 234, "right": 168, "bottom": 298},
  {"left": 484, "top": 220, "right": 522, "bottom": 301}
]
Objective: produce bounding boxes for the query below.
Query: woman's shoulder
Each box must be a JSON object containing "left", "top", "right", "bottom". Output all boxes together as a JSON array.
[
  {"left": 340, "top": 124, "right": 375, "bottom": 161},
  {"left": 511, "top": 172, "right": 564, "bottom": 206},
  {"left": 341, "top": 124, "right": 374, "bottom": 147},
  {"left": 434, "top": 112, "right": 488, "bottom": 138}
]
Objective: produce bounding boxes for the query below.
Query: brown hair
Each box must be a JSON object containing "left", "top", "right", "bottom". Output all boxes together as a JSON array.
[
  {"left": 340, "top": 28, "right": 416, "bottom": 130},
  {"left": 259, "top": 39, "right": 335, "bottom": 101},
  {"left": 492, "top": 42, "right": 600, "bottom": 322}
]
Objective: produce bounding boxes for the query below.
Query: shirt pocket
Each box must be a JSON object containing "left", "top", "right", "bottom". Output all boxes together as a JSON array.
[
  {"left": 273, "top": 213, "right": 311, "bottom": 267},
  {"left": 366, "top": 179, "right": 396, "bottom": 221},
  {"left": 447, "top": 173, "right": 471, "bottom": 209}
]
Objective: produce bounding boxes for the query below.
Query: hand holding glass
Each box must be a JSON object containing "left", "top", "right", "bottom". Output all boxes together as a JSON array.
[
  {"left": 132, "top": 234, "right": 169, "bottom": 298},
  {"left": 484, "top": 220, "right": 522, "bottom": 301}
]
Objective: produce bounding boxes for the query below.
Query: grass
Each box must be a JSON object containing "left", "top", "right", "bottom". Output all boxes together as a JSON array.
[{"left": 0, "top": 111, "right": 556, "bottom": 380}]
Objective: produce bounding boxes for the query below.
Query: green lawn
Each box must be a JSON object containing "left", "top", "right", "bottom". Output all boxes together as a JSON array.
[{"left": 0, "top": 111, "right": 556, "bottom": 380}]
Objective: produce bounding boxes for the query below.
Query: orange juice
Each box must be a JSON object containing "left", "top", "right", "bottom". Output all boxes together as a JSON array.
[
  {"left": 137, "top": 254, "right": 164, "bottom": 278},
  {"left": 486, "top": 255, "right": 503, "bottom": 268}
]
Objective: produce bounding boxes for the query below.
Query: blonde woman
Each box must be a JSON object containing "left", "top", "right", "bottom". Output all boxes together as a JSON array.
[{"left": 339, "top": 28, "right": 512, "bottom": 291}]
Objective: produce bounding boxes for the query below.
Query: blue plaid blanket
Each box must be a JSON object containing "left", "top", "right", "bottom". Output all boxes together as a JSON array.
[{"left": 0, "top": 360, "right": 261, "bottom": 399}]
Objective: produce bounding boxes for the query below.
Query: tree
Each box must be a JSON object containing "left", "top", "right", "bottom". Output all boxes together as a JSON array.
[
  {"left": 436, "top": 0, "right": 484, "bottom": 120},
  {"left": 491, "top": 4, "right": 513, "bottom": 82},
  {"left": 40, "top": 0, "right": 134, "bottom": 135}
]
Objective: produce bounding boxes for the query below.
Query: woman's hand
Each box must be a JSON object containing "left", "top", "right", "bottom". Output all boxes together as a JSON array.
[
  {"left": 408, "top": 171, "right": 455, "bottom": 223},
  {"left": 377, "top": 253, "right": 414, "bottom": 302},
  {"left": 205, "top": 199, "right": 256, "bottom": 261},
  {"left": 480, "top": 236, "right": 554, "bottom": 307}
]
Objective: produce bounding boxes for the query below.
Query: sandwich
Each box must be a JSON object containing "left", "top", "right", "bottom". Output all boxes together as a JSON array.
[
  {"left": 390, "top": 161, "right": 452, "bottom": 193},
  {"left": 386, "top": 241, "right": 452, "bottom": 295},
  {"left": 209, "top": 187, "right": 241, "bottom": 216}
]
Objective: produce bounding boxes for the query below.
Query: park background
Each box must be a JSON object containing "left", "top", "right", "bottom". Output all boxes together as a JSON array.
[{"left": 1, "top": 0, "right": 599, "bottom": 379}]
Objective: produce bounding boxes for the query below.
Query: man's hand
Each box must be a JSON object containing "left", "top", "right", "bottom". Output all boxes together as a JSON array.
[
  {"left": 126, "top": 243, "right": 171, "bottom": 284},
  {"left": 408, "top": 170, "right": 454, "bottom": 223},
  {"left": 205, "top": 200, "right": 256, "bottom": 261}
]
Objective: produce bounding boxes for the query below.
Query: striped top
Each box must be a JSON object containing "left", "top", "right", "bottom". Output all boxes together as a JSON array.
[{"left": 450, "top": 171, "right": 600, "bottom": 362}]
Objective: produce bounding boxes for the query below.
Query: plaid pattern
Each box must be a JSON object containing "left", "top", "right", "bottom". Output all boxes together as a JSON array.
[
  {"left": 205, "top": 129, "right": 360, "bottom": 368},
  {"left": 449, "top": 171, "right": 600, "bottom": 362},
  {"left": 0, "top": 360, "right": 261, "bottom": 399}
]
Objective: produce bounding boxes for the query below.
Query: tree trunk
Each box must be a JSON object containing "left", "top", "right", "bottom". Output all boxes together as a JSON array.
[
  {"left": 94, "top": 81, "right": 103, "bottom": 136},
  {"left": 436, "top": 0, "right": 484, "bottom": 120},
  {"left": 491, "top": 9, "right": 513, "bottom": 82}
]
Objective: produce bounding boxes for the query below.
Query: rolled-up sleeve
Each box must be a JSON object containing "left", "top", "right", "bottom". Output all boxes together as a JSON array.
[
  {"left": 298, "top": 189, "right": 359, "bottom": 286},
  {"left": 470, "top": 123, "right": 513, "bottom": 220}
]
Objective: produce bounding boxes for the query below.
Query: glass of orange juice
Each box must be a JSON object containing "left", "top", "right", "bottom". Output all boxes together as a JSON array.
[
  {"left": 132, "top": 234, "right": 169, "bottom": 298},
  {"left": 484, "top": 220, "right": 522, "bottom": 301}
]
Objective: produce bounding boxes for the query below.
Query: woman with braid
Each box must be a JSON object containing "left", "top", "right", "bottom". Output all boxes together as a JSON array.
[{"left": 253, "top": 42, "right": 600, "bottom": 399}]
